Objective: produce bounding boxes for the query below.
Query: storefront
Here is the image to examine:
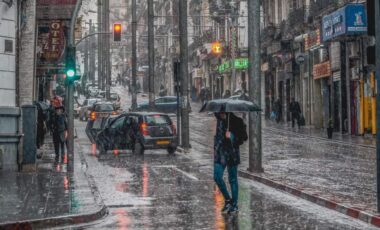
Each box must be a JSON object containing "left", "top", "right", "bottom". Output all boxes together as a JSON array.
[{"left": 322, "top": 3, "right": 368, "bottom": 134}]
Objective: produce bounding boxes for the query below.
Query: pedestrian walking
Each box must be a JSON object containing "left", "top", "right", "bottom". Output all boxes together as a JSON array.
[
  {"left": 273, "top": 98, "right": 282, "bottom": 123},
  {"left": 50, "top": 90, "right": 63, "bottom": 109},
  {"left": 289, "top": 97, "right": 301, "bottom": 128},
  {"left": 51, "top": 106, "right": 67, "bottom": 163},
  {"left": 213, "top": 112, "right": 248, "bottom": 214}
]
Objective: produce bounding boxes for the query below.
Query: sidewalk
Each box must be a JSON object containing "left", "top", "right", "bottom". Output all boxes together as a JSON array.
[
  {"left": 0, "top": 137, "right": 107, "bottom": 229},
  {"left": 240, "top": 121, "right": 379, "bottom": 226},
  {"left": 263, "top": 119, "right": 376, "bottom": 147},
  {"left": 186, "top": 106, "right": 380, "bottom": 227}
]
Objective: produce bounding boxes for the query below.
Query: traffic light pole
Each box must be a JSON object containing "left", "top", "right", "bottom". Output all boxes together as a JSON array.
[
  {"left": 105, "top": 0, "right": 111, "bottom": 100},
  {"left": 67, "top": 0, "right": 82, "bottom": 172},
  {"left": 248, "top": 0, "right": 263, "bottom": 172},
  {"left": 179, "top": 0, "right": 190, "bottom": 149},
  {"left": 148, "top": 0, "right": 155, "bottom": 108},
  {"left": 131, "top": 0, "right": 137, "bottom": 110},
  {"left": 97, "top": 0, "right": 102, "bottom": 90}
]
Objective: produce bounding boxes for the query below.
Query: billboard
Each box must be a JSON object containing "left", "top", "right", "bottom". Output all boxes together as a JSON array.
[{"left": 322, "top": 4, "right": 367, "bottom": 42}]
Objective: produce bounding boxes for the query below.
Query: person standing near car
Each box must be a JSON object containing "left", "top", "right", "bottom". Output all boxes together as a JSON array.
[
  {"left": 289, "top": 97, "right": 301, "bottom": 128},
  {"left": 213, "top": 112, "right": 247, "bottom": 214},
  {"left": 51, "top": 106, "right": 67, "bottom": 163}
]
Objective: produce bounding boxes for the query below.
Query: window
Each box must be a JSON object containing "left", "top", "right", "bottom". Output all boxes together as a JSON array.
[
  {"left": 155, "top": 98, "right": 165, "bottom": 104},
  {"left": 111, "top": 117, "right": 126, "bottom": 129},
  {"left": 4, "top": 40, "right": 13, "bottom": 53},
  {"left": 95, "top": 104, "right": 114, "bottom": 112},
  {"left": 145, "top": 115, "right": 171, "bottom": 126}
]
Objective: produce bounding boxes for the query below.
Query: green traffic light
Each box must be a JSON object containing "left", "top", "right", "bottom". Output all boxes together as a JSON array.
[{"left": 66, "top": 69, "right": 75, "bottom": 78}]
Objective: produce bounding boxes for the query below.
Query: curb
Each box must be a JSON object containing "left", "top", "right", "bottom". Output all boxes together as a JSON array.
[
  {"left": 0, "top": 142, "right": 108, "bottom": 230},
  {"left": 239, "top": 170, "right": 380, "bottom": 228}
]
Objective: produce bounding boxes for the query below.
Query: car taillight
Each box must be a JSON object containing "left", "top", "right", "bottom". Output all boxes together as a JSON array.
[
  {"left": 140, "top": 122, "right": 149, "bottom": 136},
  {"left": 171, "top": 124, "right": 176, "bottom": 135},
  {"left": 90, "top": 112, "right": 96, "bottom": 120},
  {"left": 112, "top": 111, "right": 117, "bottom": 115}
]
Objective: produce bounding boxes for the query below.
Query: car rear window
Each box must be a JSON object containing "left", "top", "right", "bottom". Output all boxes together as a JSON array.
[
  {"left": 145, "top": 115, "right": 171, "bottom": 126},
  {"left": 95, "top": 104, "right": 114, "bottom": 112}
]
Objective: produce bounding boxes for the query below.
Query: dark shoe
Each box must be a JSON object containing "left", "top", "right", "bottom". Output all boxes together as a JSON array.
[
  {"left": 221, "top": 200, "right": 232, "bottom": 214},
  {"left": 228, "top": 205, "right": 239, "bottom": 214}
]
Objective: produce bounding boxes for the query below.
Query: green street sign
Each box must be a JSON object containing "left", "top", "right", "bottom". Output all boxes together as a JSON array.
[{"left": 217, "top": 58, "right": 249, "bottom": 73}]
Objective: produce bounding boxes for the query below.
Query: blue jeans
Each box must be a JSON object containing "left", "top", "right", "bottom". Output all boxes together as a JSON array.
[{"left": 214, "top": 163, "right": 238, "bottom": 206}]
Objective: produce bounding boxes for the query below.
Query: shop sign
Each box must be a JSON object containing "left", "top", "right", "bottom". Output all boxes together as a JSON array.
[
  {"left": 322, "top": 4, "right": 367, "bottom": 42},
  {"left": 37, "top": 20, "right": 66, "bottom": 65},
  {"left": 304, "top": 29, "right": 321, "bottom": 50},
  {"left": 193, "top": 68, "right": 203, "bottom": 78},
  {"left": 217, "top": 58, "right": 249, "bottom": 73},
  {"left": 313, "top": 61, "right": 331, "bottom": 79}
]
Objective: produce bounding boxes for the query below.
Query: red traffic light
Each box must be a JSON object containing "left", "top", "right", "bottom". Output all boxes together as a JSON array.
[{"left": 113, "top": 23, "right": 122, "bottom": 41}]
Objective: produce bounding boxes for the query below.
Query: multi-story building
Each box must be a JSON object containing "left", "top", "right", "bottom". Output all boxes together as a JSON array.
[{"left": 262, "top": 0, "right": 375, "bottom": 136}]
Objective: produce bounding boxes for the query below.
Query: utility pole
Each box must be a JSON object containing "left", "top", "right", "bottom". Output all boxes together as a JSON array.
[
  {"left": 89, "top": 20, "right": 96, "bottom": 85},
  {"left": 148, "top": 0, "right": 155, "bottom": 107},
  {"left": 248, "top": 0, "right": 263, "bottom": 172},
  {"left": 105, "top": 0, "right": 111, "bottom": 100},
  {"left": 97, "top": 0, "right": 103, "bottom": 89},
  {"left": 67, "top": 0, "right": 82, "bottom": 172},
  {"left": 131, "top": 0, "right": 137, "bottom": 110},
  {"left": 101, "top": 0, "right": 106, "bottom": 91},
  {"left": 179, "top": 0, "right": 190, "bottom": 149},
  {"left": 230, "top": 0, "right": 237, "bottom": 92},
  {"left": 375, "top": 0, "right": 380, "bottom": 213},
  {"left": 84, "top": 30, "right": 89, "bottom": 86}
]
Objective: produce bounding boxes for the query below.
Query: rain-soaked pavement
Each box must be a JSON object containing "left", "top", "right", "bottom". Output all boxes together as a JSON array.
[
  {"left": 66, "top": 118, "right": 377, "bottom": 229},
  {"left": 188, "top": 102, "right": 378, "bottom": 214}
]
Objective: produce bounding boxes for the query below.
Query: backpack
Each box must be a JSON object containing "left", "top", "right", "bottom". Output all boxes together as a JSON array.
[{"left": 232, "top": 117, "right": 248, "bottom": 146}]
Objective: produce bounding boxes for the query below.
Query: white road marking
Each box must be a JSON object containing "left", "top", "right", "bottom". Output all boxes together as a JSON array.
[{"left": 152, "top": 165, "right": 199, "bottom": 181}]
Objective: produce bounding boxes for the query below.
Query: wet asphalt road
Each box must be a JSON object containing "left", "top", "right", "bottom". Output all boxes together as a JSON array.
[{"left": 62, "top": 118, "right": 377, "bottom": 230}]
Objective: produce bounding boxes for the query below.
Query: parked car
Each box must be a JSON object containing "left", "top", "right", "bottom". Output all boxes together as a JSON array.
[
  {"left": 85, "top": 102, "right": 119, "bottom": 143},
  {"left": 79, "top": 98, "right": 102, "bottom": 121},
  {"left": 136, "top": 96, "right": 188, "bottom": 114},
  {"left": 96, "top": 112, "right": 177, "bottom": 155}
]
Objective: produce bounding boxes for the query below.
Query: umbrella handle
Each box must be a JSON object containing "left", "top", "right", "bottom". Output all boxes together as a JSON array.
[{"left": 228, "top": 113, "right": 230, "bottom": 131}]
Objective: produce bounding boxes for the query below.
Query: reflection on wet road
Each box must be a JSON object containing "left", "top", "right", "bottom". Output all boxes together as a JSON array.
[{"left": 71, "top": 119, "right": 376, "bottom": 230}]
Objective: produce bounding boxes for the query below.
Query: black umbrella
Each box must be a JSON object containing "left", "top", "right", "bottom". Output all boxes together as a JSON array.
[
  {"left": 199, "top": 99, "right": 261, "bottom": 130},
  {"left": 199, "top": 98, "right": 261, "bottom": 113}
]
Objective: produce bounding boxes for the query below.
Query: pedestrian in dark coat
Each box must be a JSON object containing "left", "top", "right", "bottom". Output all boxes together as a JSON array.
[
  {"left": 51, "top": 107, "right": 67, "bottom": 162},
  {"left": 273, "top": 98, "right": 282, "bottom": 123},
  {"left": 289, "top": 97, "right": 301, "bottom": 128},
  {"left": 213, "top": 112, "right": 245, "bottom": 214}
]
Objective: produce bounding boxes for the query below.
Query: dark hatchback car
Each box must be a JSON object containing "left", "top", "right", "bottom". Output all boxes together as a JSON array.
[
  {"left": 85, "top": 102, "right": 119, "bottom": 143},
  {"left": 96, "top": 112, "right": 177, "bottom": 155}
]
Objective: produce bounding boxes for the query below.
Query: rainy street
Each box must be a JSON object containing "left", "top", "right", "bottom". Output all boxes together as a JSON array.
[
  {"left": 67, "top": 106, "right": 377, "bottom": 230},
  {"left": 2, "top": 0, "right": 380, "bottom": 229}
]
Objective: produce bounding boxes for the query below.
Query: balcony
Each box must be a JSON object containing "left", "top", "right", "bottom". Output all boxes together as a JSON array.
[{"left": 309, "top": 0, "right": 339, "bottom": 19}]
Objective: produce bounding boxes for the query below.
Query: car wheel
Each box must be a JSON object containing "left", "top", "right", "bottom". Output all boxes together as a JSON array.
[
  {"left": 133, "top": 142, "right": 144, "bottom": 155},
  {"left": 167, "top": 146, "right": 176, "bottom": 155}
]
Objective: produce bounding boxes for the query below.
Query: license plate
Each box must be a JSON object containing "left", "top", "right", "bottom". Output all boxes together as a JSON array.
[{"left": 156, "top": 140, "right": 170, "bottom": 145}]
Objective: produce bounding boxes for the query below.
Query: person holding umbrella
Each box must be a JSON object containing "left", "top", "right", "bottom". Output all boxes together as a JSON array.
[
  {"left": 200, "top": 98, "right": 260, "bottom": 214},
  {"left": 213, "top": 112, "right": 246, "bottom": 214}
]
